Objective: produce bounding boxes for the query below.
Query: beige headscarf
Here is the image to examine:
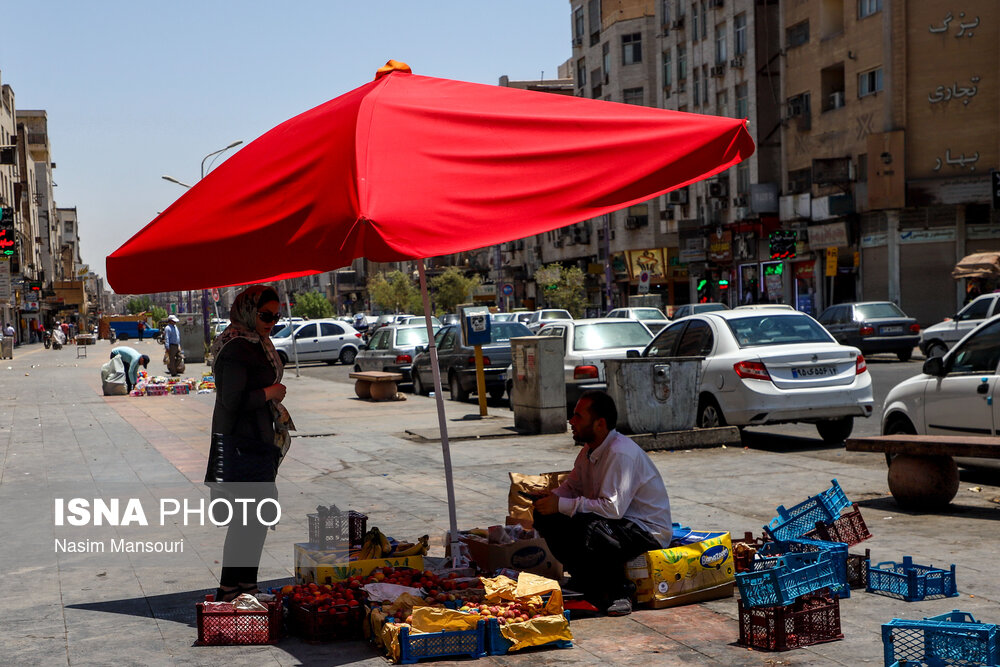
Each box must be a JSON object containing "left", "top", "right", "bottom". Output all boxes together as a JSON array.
[{"left": 211, "top": 284, "right": 295, "bottom": 461}]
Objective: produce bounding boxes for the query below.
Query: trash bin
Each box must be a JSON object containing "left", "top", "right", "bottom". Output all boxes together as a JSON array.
[
  {"left": 603, "top": 357, "right": 702, "bottom": 434},
  {"left": 0, "top": 337, "right": 12, "bottom": 359}
]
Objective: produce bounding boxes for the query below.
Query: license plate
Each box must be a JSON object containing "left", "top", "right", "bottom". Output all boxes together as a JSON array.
[
  {"left": 791, "top": 365, "right": 836, "bottom": 378},
  {"left": 881, "top": 326, "right": 903, "bottom": 334},
  {"left": 497, "top": 374, "right": 506, "bottom": 382}
]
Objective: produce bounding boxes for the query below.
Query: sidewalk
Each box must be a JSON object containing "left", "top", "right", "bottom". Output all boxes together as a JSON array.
[{"left": 1, "top": 340, "right": 998, "bottom": 665}]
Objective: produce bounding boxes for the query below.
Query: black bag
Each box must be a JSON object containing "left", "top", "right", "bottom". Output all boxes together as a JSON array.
[{"left": 209, "top": 432, "right": 278, "bottom": 483}]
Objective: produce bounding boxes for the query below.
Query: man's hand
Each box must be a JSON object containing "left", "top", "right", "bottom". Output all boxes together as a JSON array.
[{"left": 533, "top": 493, "right": 560, "bottom": 516}]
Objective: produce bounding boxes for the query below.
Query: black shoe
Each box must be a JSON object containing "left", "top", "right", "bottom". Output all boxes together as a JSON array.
[{"left": 606, "top": 597, "right": 632, "bottom": 616}]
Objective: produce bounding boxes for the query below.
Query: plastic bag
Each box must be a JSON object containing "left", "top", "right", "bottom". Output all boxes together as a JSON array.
[
  {"left": 101, "top": 356, "right": 128, "bottom": 396},
  {"left": 507, "top": 471, "right": 570, "bottom": 528}
]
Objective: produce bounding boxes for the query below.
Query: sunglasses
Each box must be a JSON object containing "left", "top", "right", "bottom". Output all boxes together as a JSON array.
[{"left": 257, "top": 311, "right": 282, "bottom": 324}]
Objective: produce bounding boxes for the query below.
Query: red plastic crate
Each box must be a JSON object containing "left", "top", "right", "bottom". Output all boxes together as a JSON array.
[
  {"left": 289, "top": 601, "right": 365, "bottom": 642},
  {"left": 846, "top": 549, "right": 871, "bottom": 589},
  {"left": 804, "top": 503, "right": 871, "bottom": 546},
  {"left": 737, "top": 592, "right": 843, "bottom": 651},
  {"left": 196, "top": 596, "right": 283, "bottom": 645},
  {"left": 732, "top": 531, "right": 770, "bottom": 574}
]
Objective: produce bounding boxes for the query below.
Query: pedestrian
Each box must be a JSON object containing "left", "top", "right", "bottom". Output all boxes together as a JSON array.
[
  {"left": 4, "top": 322, "right": 15, "bottom": 346},
  {"left": 163, "top": 315, "right": 182, "bottom": 376},
  {"left": 532, "top": 390, "right": 672, "bottom": 617},
  {"left": 205, "top": 284, "right": 294, "bottom": 602},
  {"left": 109, "top": 346, "right": 150, "bottom": 393},
  {"left": 137, "top": 320, "right": 145, "bottom": 341}
]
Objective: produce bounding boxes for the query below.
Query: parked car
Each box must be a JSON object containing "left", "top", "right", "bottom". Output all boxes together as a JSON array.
[
  {"left": 524, "top": 309, "right": 573, "bottom": 333},
  {"left": 670, "top": 303, "right": 729, "bottom": 319},
  {"left": 605, "top": 307, "right": 671, "bottom": 334},
  {"left": 919, "top": 293, "right": 1000, "bottom": 358},
  {"left": 537, "top": 318, "right": 653, "bottom": 412},
  {"left": 883, "top": 314, "right": 1000, "bottom": 470},
  {"left": 515, "top": 313, "right": 533, "bottom": 326},
  {"left": 397, "top": 315, "right": 442, "bottom": 328},
  {"left": 355, "top": 324, "right": 437, "bottom": 382},
  {"left": 640, "top": 311, "right": 873, "bottom": 442},
  {"left": 733, "top": 304, "right": 796, "bottom": 311},
  {"left": 271, "top": 319, "right": 363, "bottom": 365},
  {"left": 440, "top": 313, "right": 461, "bottom": 326},
  {"left": 411, "top": 321, "right": 532, "bottom": 400},
  {"left": 491, "top": 313, "right": 517, "bottom": 322},
  {"left": 212, "top": 319, "right": 230, "bottom": 337},
  {"left": 817, "top": 301, "right": 920, "bottom": 362},
  {"left": 108, "top": 320, "right": 160, "bottom": 341}
]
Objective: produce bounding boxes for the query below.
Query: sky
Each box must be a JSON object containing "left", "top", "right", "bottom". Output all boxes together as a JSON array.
[{"left": 1, "top": 1, "right": 570, "bottom": 292}]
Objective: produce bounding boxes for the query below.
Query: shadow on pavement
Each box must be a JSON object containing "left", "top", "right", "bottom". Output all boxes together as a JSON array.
[
  {"left": 739, "top": 430, "right": 844, "bottom": 453},
  {"left": 856, "top": 496, "right": 1000, "bottom": 521}
]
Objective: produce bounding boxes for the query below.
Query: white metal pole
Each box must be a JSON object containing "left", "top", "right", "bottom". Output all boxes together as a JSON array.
[{"left": 282, "top": 280, "right": 300, "bottom": 377}]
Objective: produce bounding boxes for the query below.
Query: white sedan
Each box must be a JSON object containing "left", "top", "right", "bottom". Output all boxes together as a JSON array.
[{"left": 640, "top": 310, "right": 873, "bottom": 442}]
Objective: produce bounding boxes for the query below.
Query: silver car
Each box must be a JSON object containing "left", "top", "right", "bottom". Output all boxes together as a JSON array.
[
  {"left": 354, "top": 324, "right": 438, "bottom": 382},
  {"left": 606, "top": 307, "right": 671, "bottom": 334},
  {"left": 271, "top": 319, "right": 363, "bottom": 365}
]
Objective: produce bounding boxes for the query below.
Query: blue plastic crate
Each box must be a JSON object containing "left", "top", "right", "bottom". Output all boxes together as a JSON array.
[
  {"left": 485, "top": 610, "right": 572, "bottom": 655},
  {"left": 757, "top": 538, "right": 850, "bottom": 599},
  {"left": 867, "top": 556, "right": 958, "bottom": 602},
  {"left": 882, "top": 610, "right": 999, "bottom": 667},
  {"left": 397, "top": 620, "right": 486, "bottom": 664},
  {"left": 764, "top": 479, "right": 851, "bottom": 541},
  {"left": 736, "top": 550, "right": 842, "bottom": 608}
]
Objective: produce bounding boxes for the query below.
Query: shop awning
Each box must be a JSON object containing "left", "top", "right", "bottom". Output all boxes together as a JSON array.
[{"left": 952, "top": 252, "right": 1000, "bottom": 279}]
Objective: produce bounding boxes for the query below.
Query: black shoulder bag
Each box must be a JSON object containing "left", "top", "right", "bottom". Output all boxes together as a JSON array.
[{"left": 209, "top": 433, "right": 279, "bottom": 483}]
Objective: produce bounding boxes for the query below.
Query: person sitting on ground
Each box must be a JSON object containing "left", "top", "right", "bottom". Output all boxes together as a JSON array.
[
  {"left": 532, "top": 389, "right": 672, "bottom": 617},
  {"left": 110, "top": 346, "right": 150, "bottom": 393}
]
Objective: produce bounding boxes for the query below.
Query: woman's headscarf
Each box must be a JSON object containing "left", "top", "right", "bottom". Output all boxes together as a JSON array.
[{"left": 210, "top": 284, "right": 294, "bottom": 460}]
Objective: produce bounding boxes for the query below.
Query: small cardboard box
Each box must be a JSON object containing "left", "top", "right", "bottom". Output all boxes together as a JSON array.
[
  {"left": 627, "top": 530, "right": 735, "bottom": 609},
  {"left": 459, "top": 534, "right": 562, "bottom": 580},
  {"left": 293, "top": 542, "right": 424, "bottom": 584}
]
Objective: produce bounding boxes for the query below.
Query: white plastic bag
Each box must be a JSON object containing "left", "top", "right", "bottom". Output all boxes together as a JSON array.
[{"left": 101, "top": 356, "right": 128, "bottom": 396}]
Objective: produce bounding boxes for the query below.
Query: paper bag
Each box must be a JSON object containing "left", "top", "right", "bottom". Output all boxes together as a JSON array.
[{"left": 507, "top": 471, "right": 570, "bottom": 528}]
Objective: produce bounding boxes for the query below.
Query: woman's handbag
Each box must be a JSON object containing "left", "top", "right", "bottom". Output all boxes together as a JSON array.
[{"left": 208, "top": 432, "right": 278, "bottom": 483}]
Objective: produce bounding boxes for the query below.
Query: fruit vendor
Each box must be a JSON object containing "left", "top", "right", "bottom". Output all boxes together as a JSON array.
[
  {"left": 532, "top": 389, "right": 672, "bottom": 617},
  {"left": 109, "top": 346, "right": 150, "bottom": 392}
]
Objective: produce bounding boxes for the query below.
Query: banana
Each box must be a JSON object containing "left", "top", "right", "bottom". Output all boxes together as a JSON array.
[
  {"left": 377, "top": 529, "right": 391, "bottom": 557},
  {"left": 394, "top": 535, "right": 429, "bottom": 557}
]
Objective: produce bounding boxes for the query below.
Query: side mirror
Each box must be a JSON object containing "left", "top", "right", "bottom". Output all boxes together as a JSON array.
[
  {"left": 922, "top": 355, "right": 946, "bottom": 377},
  {"left": 415, "top": 346, "right": 426, "bottom": 355},
  {"left": 626, "top": 349, "right": 640, "bottom": 358},
  {"left": 358, "top": 343, "right": 368, "bottom": 350}
]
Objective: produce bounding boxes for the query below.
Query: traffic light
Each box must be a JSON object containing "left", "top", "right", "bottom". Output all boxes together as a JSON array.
[
  {"left": 29, "top": 281, "right": 41, "bottom": 294},
  {"left": 718, "top": 279, "right": 729, "bottom": 291}
]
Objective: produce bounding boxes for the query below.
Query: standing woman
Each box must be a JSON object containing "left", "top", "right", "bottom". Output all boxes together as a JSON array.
[{"left": 205, "top": 284, "right": 294, "bottom": 601}]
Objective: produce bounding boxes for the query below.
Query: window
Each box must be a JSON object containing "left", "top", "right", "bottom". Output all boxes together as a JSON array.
[
  {"left": 295, "top": 323, "right": 317, "bottom": 339},
  {"left": 623, "top": 87, "right": 644, "bottom": 105},
  {"left": 440, "top": 327, "right": 458, "bottom": 349},
  {"left": 701, "top": 1, "right": 708, "bottom": 39},
  {"left": 573, "top": 322, "right": 652, "bottom": 351},
  {"left": 662, "top": 50, "right": 673, "bottom": 88},
  {"left": 716, "top": 90, "right": 729, "bottom": 116},
  {"left": 591, "top": 67, "right": 603, "bottom": 97},
  {"left": 786, "top": 20, "right": 810, "bottom": 48},
  {"left": 661, "top": 0, "right": 671, "bottom": 26},
  {"left": 958, "top": 297, "right": 992, "bottom": 321},
  {"left": 715, "top": 24, "right": 727, "bottom": 64},
  {"left": 734, "top": 13, "right": 747, "bottom": 55},
  {"left": 857, "top": 153, "right": 868, "bottom": 182},
  {"left": 736, "top": 161, "right": 750, "bottom": 194},
  {"left": 787, "top": 167, "right": 812, "bottom": 194},
  {"left": 677, "top": 44, "right": 687, "bottom": 80},
  {"left": 693, "top": 68, "right": 701, "bottom": 106},
  {"left": 950, "top": 320, "right": 1000, "bottom": 374},
  {"left": 320, "top": 322, "right": 345, "bottom": 336},
  {"left": 858, "top": 68, "right": 883, "bottom": 97},
  {"left": 858, "top": 0, "right": 881, "bottom": 18},
  {"left": 573, "top": 6, "right": 585, "bottom": 43},
  {"left": 691, "top": 3, "right": 699, "bottom": 40},
  {"left": 787, "top": 92, "right": 811, "bottom": 117},
  {"left": 588, "top": 0, "right": 601, "bottom": 45},
  {"left": 64, "top": 221, "right": 73, "bottom": 233},
  {"left": 602, "top": 42, "right": 610, "bottom": 81},
  {"left": 626, "top": 203, "right": 649, "bottom": 227},
  {"left": 676, "top": 319, "right": 714, "bottom": 356},
  {"left": 726, "top": 314, "right": 833, "bottom": 347},
  {"left": 577, "top": 58, "right": 586, "bottom": 88},
  {"left": 622, "top": 33, "right": 642, "bottom": 65},
  {"left": 735, "top": 82, "right": 748, "bottom": 118},
  {"left": 396, "top": 327, "right": 429, "bottom": 346},
  {"left": 645, "top": 321, "right": 686, "bottom": 357},
  {"left": 703, "top": 65, "right": 709, "bottom": 104}
]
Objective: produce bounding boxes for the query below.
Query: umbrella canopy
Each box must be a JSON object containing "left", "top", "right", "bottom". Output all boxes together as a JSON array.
[
  {"left": 107, "top": 61, "right": 753, "bottom": 292},
  {"left": 952, "top": 252, "right": 1000, "bottom": 280}
]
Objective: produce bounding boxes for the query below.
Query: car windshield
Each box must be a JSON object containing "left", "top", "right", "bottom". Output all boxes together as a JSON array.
[
  {"left": 726, "top": 315, "right": 834, "bottom": 347},
  {"left": 573, "top": 321, "right": 653, "bottom": 351},
  {"left": 490, "top": 322, "right": 532, "bottom": 343},
  {"left": 856, "top": 303, "right": 905, "bottom": 319},
  {"left": 633, "top": 308, "right": 665, "bottom": 320},
  {"left": 271, "top": 325, "right": 292, "bottom": 338},
  {"left": 542, "top": 310, "right": 572, "bottom": 320},
  {"left": 396, "top": 328, "right": 430, "bottom": 346}
]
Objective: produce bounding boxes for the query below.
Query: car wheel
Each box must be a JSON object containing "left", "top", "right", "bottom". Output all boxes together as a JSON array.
[
  {"left": 927, "top": 341, "right": 948, "bottom": 358},
  {"left": 489, "top": 386, "right": 505, "bottom": 401},
  {"left": 118, "top": 333, "right": 129, "bottom": 341},
  {"left": 277, "top": 351, "right": 288, "bottom": 365},
  {"left": 882, "top": 416, "right": 916, "bottom": 466},
  {"left": 449, "top": 373, "right": 469, "bottom": 402},
  {"left": 896, "top": 348, "right": 913, "bottom": 362},
  {"left": 353, "top": 364, "right": 361, "bottom": 372},
  {"left": 816, "top": 416, "right": 854, "bottom": 443},
  {"left": 697, "top": 395, "right": 726, "bottom": 428},
  {"left": 413, "top": 371, "right": 429, "bottom": 396},
  {"left": 339, "top": 347, "right": 357, "bottom": 365}
]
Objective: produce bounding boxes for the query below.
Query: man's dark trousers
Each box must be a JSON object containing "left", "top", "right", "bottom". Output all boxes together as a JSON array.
[{"left": 534, "top": 511, "right": 660, "bottom": 607}]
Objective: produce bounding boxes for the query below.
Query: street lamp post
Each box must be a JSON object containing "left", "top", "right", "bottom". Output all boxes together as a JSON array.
[{"left": 162, "top": 140, "right": 243, "bottom": 349}]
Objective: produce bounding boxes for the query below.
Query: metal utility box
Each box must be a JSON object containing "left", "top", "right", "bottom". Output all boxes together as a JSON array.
[
  {"left": 604, "top": 357, "right": 703, "bottom": 434},
  {"left": 511, "top": 336, "right": 566, "bottom": 434},
  {"left": 172, "top": 313, "right": 206, "bottom": 364}
]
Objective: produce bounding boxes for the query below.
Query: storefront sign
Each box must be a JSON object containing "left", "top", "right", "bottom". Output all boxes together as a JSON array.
[
  {"left": 793, "top": 260, "right": 816, "bottom": 279},
  {"left": 899, "top": 228, "right": 956, "bottom": 244},
  {"left": 626, "top": 248, "right": 665, "bottom": 280},
  {"left": 861, "top": 233, "right": 887, "bottom": 248},
  {"left": 967, "top": 225, "right": 1000, "bottom": 240},
  {"left": 0, "top": 260, "right": 10, "bottom": 303},
  {"left": 825, "top": 247, "right": 839, "bottom": 277},
  {"left": 679, "top": 238, "right": 706, "bottom": 263},
  {"left": 708, "top": 230, "right": 732, "bottom": 263},
  {"left": 808, "top": 222, "right": 849, "bottom": 249}
]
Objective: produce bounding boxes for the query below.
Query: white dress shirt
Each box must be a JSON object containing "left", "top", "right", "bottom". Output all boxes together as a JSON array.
[{"left": 552, "top": 429, "right": 673, "bottom": 547}]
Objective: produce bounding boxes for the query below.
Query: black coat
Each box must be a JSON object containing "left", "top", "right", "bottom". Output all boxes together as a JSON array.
[{"left": 204, "top": 337, "right": 278, "bottom": 483}]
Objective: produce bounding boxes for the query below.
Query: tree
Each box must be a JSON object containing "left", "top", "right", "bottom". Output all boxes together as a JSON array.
[
  {"left": 126, "top": 296, "right": 153, "bottom": 314},
  {"left": 368, "top": 270, "right": 422, "bottom": 314},
  {"left": 429, "top": 267, "right": 481, "bottom": 315},
  {"left": 291, "top": 290, "right": 334, "bottom": 319},
  {"left": 535, "top": 263, "right": 588, "bottom": 317},
  {"left": 150, "top": 306, "right": 167, "bottom": 324}
]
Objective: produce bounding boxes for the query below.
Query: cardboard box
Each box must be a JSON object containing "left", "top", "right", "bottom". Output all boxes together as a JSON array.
[
  {"left": 293, "top": 543, "right": 424, "bottom": 584},
  {"left": 627, "top": 530, "right": 735, "bottom": 609},
  {"left": 459, "top": 534, "right": 562, "bottom": 580}
]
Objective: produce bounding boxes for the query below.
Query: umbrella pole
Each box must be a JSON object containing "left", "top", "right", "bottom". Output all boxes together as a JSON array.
[{"left": 417, "top": 259, "right": 462, "bottom": 563}]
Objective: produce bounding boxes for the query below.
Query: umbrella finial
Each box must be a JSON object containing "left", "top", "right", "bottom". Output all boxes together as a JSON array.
[{"left": 375, "top": 60, "right": 412, "bottom": 80}]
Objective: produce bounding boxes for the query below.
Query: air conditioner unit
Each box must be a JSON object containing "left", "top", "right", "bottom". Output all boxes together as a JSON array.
[
  {"left": 671, "top": 17, "right": 685, "bottom": 29},
  {"left": 730, "top": 56, "right": 745, "bottom": 69},
  {"left": 515, "top": 239, "right": 525, "bottom": 251},
  {"left": 553, "top": 237, "right": 564, "bottom": 247},
  {"left": 659, "top": 208, "right": 675, "bottom": 221},
  {"left": 710, "top": 65, "right": 726, "bottom": 77},
  {"left": 709, "top": 0, "right": 724, "bottom": 7},
  {"left": 663, "top": 90, "right": 671, "bottom": 100},
  {"left": 667, "top": 188, "right": 689, "bottom": 204},
  {"left": 733, "top": 195, "right": 748, "bottom": 207},
  {"left": 572, "top": 37, "right": 583, "bottom": 47},
  {"left": 829, "top": 91, "right": 845, "bottom": 109},
  {"left": 710, "top": 197, "right": 729, "bottom": 210},
  {"left": 676, "top": 84, "right": 686, "bottom": 94},
  {"left": 708, "top": 181, "right": 729, "bottom": 198}
]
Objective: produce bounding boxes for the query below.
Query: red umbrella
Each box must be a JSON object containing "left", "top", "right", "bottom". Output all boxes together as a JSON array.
[{"left": 107, "top": 61, "right": 754, "bottom": 556}]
